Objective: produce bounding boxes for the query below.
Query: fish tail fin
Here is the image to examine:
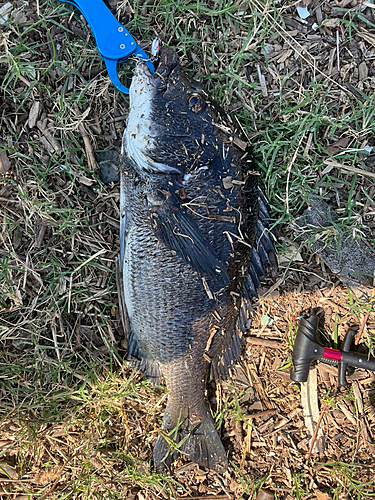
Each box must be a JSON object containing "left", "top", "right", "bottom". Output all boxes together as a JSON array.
[{"left": 154, "top": 406, "right": 228, "bottom": 473}]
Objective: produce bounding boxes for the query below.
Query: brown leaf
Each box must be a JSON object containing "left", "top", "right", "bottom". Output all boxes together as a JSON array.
[
  {"left": 0, "top": 463, "right": 18, "bottom": 479},
  {"left": 326, "top": 137, "right": 350, "bottom": 154}
]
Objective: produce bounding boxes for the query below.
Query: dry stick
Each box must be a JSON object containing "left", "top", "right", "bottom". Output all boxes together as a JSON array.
[
  {"left": 323, "top": 159, "right": 375, "bottom": 179},
  {"left": 305, "top": 408, "right": 325, "bottom": 464},
  {"left": 355, "top": 311, "right": 370, "bottom": 344},
  {"left": 247, "top": 337, "right": 283, "bottom": 349},
  {"left": 74, "top": 104, "right": 98, "bottom": 171}
]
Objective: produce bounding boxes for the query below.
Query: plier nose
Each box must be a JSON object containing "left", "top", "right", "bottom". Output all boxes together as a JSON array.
[{"left": 60, "top": 0, "right": 155, "bottom": 94}]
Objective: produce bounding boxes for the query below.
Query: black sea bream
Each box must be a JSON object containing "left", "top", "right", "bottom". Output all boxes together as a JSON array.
[{"left": 120, "top": 46, "right": 275, "bottom": 473}]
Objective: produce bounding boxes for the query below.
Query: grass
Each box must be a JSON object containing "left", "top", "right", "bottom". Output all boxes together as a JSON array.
[{"left": 1, "top": 0, "right": 375, "bottom": 498}]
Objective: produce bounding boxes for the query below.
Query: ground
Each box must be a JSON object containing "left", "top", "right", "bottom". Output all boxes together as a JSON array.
[{"left": 1, "top": 0, "right": 375, "bottom": 498}]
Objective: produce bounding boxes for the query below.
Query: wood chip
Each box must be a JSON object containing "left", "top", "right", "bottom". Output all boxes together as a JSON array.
[
  {"left": 358, "top": 32, "right": 375, "bottom": 48},
  {"left": 0, "top": 151, "right": 11, "bottom": 175},
  {"left": 222, "top": 176, "right": 233, "bottom": 189},
  {"left": 246, "top": 363, "right": 274, "bottom": 409},
  {"left": 353, "top": 381, "right": 364, "bottom": 414},
  {"left": 300, "top": 367, "right": 325, "bottom": 454},
  {"left": 28, "top": 101, "right": 41, "bottom": 128},
  {"left": 337, "top": 400, "right": 357, "bottom": 426},
  {"left": 358, "top": 61, "right": 368, "bottom": 80},
  {"left": 277, "top": 49, "right": 293, "bottom": 64},
  {"left": 257, "top": 64, "right": 268, "bottom": 97},
  {"left": 37, "top": 121, "right": 60, "bottom": 153},
  {"left": 232, "top": 136, "right": 248, "bottom": 151}
]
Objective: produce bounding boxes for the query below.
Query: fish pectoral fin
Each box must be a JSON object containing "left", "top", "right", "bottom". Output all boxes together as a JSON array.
[{"left": 148, "top": 190, "right": 229, "bottom": 286}]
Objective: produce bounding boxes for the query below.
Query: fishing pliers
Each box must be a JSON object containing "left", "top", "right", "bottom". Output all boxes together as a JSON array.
[{"left": 59, "top": 0, "right": 155, "bottom": 94}]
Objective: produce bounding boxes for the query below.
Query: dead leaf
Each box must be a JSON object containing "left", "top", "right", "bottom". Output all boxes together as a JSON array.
[
  {"left": 0, "top": 463, "right": 18, "bottom": 479},
  {"left": 326, "top": 137, "right": 350, "bottom": 155},
  {"left": 33, "top": 465, "right": 63, "bottom": 485}
]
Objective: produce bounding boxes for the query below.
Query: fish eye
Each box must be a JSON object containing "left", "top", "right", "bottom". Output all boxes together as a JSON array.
[{"left": 187, "top": 93, "right": 206, "bottom": 113}]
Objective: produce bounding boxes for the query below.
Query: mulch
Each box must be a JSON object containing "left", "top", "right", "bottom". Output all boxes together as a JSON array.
[{"left": 1, "top": 0, "right": 375, "bottom": 498}]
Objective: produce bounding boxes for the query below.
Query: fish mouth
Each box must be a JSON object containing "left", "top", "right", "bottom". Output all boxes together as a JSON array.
[
  {"left": 124, "top": 43, "right": 182, "bottom": 174},
  {"left": 134, "top": 43, "right": 179, "bottom": 89}
]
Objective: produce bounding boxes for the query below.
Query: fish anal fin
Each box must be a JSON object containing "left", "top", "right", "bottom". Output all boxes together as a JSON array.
[
  {"left": 209, "top": 325, "right": 244, "bottom": 381},
  {"left": 127, "top": 330, "right": 162, "bottom": 385}
]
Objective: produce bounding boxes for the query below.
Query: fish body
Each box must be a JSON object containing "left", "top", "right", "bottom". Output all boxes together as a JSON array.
[{"left": 120, "top": 47, "right": 274, "bottom": 472}]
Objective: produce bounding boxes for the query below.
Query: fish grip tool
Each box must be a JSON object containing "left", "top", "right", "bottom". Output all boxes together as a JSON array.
[
  {"left": 59, "top": 0, "right": 155, "bottom": 93},
  {"left": 290, "top": 315, "right": 375, "bottom": 386}
]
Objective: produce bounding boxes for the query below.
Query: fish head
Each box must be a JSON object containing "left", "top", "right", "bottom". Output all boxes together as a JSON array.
[{"left": 123, "top": 46, "right": 225, "bottom": 176}]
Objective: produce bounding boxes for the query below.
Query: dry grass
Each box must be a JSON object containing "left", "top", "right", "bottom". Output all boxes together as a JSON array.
[{"left": 1, "top": 0, "right": 375, "bottom": 498}]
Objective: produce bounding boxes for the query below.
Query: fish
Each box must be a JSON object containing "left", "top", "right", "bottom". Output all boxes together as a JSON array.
[{"left": 119, "top": 45, "right": 275, "bottom": 473}]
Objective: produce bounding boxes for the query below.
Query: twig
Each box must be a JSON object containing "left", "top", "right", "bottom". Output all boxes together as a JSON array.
[
  {"left": 305, "top": 407, "right": 325, "bottom": 464},
  {"left": 323, "top": 160, "right": 375, "bottom": 179},
  {"left": 355, "top": 311, "right": 370, "bottom": 344},
  {"left": 247, "top": 337, "right": 283, "bottom": 349},
  {"left": 74, "top": 104, "right": 98, "bottom": 171}
]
